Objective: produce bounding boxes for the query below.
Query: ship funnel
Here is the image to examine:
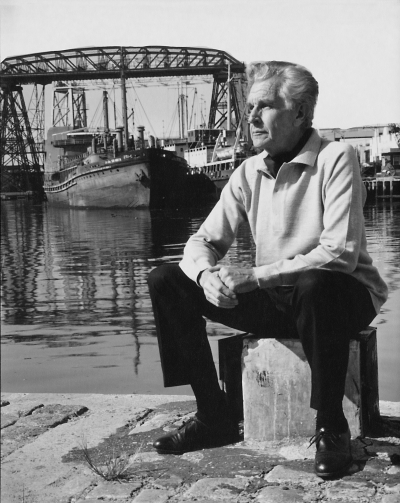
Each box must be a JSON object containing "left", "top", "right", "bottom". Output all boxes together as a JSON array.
[
  {"left": 137, "top": 126, "right": 145, "bottom": 149},
  {"left": 116, "top": 127, "right": 123, "bottom": 150}
]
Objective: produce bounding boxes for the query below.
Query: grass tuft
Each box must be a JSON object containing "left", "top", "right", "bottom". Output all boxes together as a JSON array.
[{"left": 78, "top": 436, "right": 143, "bottom": 482}]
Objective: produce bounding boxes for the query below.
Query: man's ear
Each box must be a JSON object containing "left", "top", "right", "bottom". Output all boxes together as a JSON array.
[{"left": 294, "top": 103, "right": 306, "bottom": 126}]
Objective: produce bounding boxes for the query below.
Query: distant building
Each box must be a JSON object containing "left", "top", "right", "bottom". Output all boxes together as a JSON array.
[{"left": 319, "top": 125, "right": 400, "bottom": 174}]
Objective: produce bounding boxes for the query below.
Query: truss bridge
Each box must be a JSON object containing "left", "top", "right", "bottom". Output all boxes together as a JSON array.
[{"left": 0, "top": 46, "right": 247, "bottom": 198}]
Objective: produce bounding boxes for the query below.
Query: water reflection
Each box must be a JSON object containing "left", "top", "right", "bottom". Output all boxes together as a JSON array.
[
  {"left": 363, "top": 200, "right": 400, "bottom": 402},
  {"left": 364, "top": 201, "right": 400, "bottom": 294},
  {"left": 1, "top": 199, "right": 399, "bottom": 400}
]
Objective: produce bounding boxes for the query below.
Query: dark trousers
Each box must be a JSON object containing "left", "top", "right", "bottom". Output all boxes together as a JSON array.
[{"left": 147, "top": 264, "right": 376, "bottom": 416}]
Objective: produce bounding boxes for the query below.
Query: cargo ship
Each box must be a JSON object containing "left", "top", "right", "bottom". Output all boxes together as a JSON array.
[
  {"left": 43, "top": 126, "right": 213, "bottom": 208},
  {"left": 44, "top": 82, "right": 214, "bottom": 208}
]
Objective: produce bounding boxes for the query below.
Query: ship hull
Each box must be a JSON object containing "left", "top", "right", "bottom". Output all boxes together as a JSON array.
[
  {"left": 44, "top": 148, "right": 215, "bottom": 209},
  {"left": 45, "top": 158, "right": 150, "bottom": 208}
]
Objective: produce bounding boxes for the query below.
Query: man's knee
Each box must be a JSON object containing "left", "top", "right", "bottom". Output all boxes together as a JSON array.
[
  {"left": 295, "top": 269, "right": 334, "bottom": 292},
  {"left": 293, "top": 269, "right": 344, "bottom": 305},
  {"left": 148, "top": 264, "right": 197, "bottom": 302},
  {"left": 147, "top": 264, "right": 180, "bottom": 291}
]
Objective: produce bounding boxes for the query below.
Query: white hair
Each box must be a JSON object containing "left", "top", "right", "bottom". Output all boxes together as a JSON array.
[{"left": 246, "top": 61, "right": 319, "bottom": 128}]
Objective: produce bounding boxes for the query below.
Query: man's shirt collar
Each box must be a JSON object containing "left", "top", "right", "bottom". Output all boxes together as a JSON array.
[
  {"left": 257, "top": 129, "right": 322, "bottom": 176},
  {"left": 289, "top": 128, "right": 321, "bottom": 167}
]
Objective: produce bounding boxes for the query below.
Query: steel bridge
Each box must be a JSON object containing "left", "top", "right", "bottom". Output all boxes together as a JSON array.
[{"left": 0, "top": 46, "right": 247, "bottom": 197}]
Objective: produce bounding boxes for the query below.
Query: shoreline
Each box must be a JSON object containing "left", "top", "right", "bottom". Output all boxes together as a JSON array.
[{"left": 1, "top": 392, "right": 399, "bottom": 502}]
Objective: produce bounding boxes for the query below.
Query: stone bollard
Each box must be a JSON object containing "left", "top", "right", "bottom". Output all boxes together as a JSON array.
[{"left": 219, "top": 327, "right": 379, "bottom": 440}]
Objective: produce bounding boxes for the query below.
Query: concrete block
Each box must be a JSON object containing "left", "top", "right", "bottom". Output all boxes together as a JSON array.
[
  {"left": 0, "top": 413, "right": 19, "bottom": 429},
  {"left": 132, "top": 489, "right": 169, "bottom": 502},
  {"left": 264, "top": 465, "right": 320, "bottom": 485},
  {"left": 381, "top": 496, "right": 400, "bottom": 503},
  {"left": 183, "top": 477, "right": 247, "bottom": 500},
  {"left": 88, "top": 480, "right": 141, "bottom": 499},
  {"left": 241, "top": 328, "right": 379, "bottom": 440},
  {"left": 256, "top": 485, "right": 304, "bottom": 502},
  {"left": 325, "top": 480, "right": 376, "bottom": 500}
]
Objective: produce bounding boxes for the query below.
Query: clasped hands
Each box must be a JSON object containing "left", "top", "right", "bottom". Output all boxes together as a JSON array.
[{"left": 199, "top": 265, "right": 258, "bottom": 308}]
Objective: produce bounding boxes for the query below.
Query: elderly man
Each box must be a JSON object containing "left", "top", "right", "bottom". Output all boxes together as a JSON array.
[{"left": 147, "top": 61, "right": 387, "bottom": 478}]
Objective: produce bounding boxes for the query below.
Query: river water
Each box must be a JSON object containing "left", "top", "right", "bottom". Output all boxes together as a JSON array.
[{"left": 1, "top": 198, "right": 399, "bottom": 401}]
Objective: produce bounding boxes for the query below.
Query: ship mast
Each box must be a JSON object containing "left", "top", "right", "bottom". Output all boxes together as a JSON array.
[
  {"left": 120, "top": 47, "right": 129, "bottom": 149},
  {"left": 178, "top": 81, "right": 186, "bottom": 139},
  {"left": 227, "top": 63, "right": 231, "bottom": 130},
  {"left": 103, "top": 90, "right": 109, "bottom": 149}
]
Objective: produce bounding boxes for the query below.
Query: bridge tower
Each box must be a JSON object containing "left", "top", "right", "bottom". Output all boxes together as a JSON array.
[
  {"left": 0, "top": 85, "right": 45, "bottom": 197},
  {"left": 27, "top": 83, "right": 46, "bottom": 165},
  {"left": 208, "top": 70, "right": 245, "bottom": 131},
  {"left": 52, "top": 83, "right": 87, "bottom": 128}
]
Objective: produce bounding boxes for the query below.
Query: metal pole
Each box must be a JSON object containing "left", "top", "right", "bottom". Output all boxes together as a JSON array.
[
  {"left": 177, "top": 83, "right": 182, "bottom": 138},
  {"left": 120, "top": 48, "right": 129, "bottom": 149},
  {"left": 81, "top": 90, "right": 87, "bottom": 128},
  {"left": 181, "top": 92, "right": 186, "bottom": 139},
  {"left": 227, "top": 63, "right": 231, "bottom": 130},
  {"left": 68, "top": 87, "right": 74, "bottom": 127},
  {"left": 103, "top": 91, "right": 109, "bottom": 131},
  {"left": 103, "top": 91, "right": 109, "bottom": 149},
  {"left": 113, "top": 88, "right": 117, "bottom": 129},
  {"left": 185, "top": 82, "right": 189, "bottom": 136}
]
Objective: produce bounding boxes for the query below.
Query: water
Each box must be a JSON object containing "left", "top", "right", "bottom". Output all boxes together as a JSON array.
[{"left": 1, "top": 199, "right": 399, "bottom": 401}]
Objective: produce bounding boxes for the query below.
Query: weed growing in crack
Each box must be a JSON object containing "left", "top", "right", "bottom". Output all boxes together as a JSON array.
[{"left": 78, "top": 436, "right": 143, "bottom": 482}]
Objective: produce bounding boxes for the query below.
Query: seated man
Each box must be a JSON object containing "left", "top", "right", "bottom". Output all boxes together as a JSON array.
[{"left": 147, "top": 61, "right": 387, "bottom": 479}]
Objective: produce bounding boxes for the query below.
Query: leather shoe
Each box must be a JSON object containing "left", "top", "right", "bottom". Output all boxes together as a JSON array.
[
  {"left": 311, "top": 427, "right": 353, "bottom": 478},
  {"left": 153, "top": 415, "right": 238, "bottom": 454}
]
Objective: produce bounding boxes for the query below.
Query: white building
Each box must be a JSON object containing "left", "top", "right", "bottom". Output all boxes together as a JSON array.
[{"left": 319, "top": 125, "right": 400, "bottom": 173}]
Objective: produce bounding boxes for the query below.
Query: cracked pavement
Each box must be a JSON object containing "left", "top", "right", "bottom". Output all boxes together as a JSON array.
[{"left": 1, "top": 393, "right": 399, "bottom": 502}]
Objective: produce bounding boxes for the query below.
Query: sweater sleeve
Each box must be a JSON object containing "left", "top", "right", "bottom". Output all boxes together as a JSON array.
[
  {"left": 254, "top": 144, "right": 366, "bottom": 288},
  {"left": 179, "top": 172, "right": 247, "bottom": 282}
]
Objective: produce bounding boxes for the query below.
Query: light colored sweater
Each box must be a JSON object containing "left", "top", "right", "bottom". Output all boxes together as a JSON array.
[{"left": 179, "top": 129, "right": 388, "bottom": 314}]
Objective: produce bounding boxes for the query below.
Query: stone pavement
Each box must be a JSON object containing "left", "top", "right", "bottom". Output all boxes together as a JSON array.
[{"left": 1, "top": 393, "right": 399, "bottom": 503}]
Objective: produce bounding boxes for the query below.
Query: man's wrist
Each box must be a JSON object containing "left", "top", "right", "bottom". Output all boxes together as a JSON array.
[
  {"left": 196, "top": 269, "right": 207, "bottom": 287},
  {"left": 252, "top": 267, "right": 261, "bottom": 288}
]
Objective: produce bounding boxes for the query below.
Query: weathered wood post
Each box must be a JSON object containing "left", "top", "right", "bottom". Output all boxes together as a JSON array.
[{"left": 219, "top": 327, "right": 379, "bottom": 440}]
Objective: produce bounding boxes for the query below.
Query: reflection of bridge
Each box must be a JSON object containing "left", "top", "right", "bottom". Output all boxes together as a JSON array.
[{"left": 0, "top": 46, "right": 246, "bottom": 197}]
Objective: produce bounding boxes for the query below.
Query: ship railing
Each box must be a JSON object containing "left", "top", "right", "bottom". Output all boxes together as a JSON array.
[
  {"left": 53, "top": 138, "right": 91, "bottom": 147},
  {"left": 61, "top": 153, "right": 88, "bottom": 170},
  {"left": 188, "top": 159, "right": 236, "bottom": 177},
  {"left": 44, "top": 178, "right": 77, "bottom": 193},
  {"left": 206, "top": 160, "right": 234, "bottom": 171}
]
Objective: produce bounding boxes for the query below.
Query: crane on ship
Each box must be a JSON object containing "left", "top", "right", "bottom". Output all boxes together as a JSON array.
[{"left": 0, "top": 46, "right": 246, "bottom": 199}]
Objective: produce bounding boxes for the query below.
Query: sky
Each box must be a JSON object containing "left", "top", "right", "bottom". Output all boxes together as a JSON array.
[{"left": 1, "top": 0, "right": 399, "bottom": 136}]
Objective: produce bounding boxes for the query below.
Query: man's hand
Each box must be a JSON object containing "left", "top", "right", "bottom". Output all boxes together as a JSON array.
[
  {"left": 199, "top": 266, "right": 238, "bottom": 309},
  {"left": 217, "top": 266, "right": 259, "bottom": 294},
  {"left": 199, "top": 265, "right": 258, "bottom": 309}
]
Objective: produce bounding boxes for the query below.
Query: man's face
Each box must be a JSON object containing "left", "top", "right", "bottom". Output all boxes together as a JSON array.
[{"left": 247, "top": 78, "right": 303, "bottom": 157}]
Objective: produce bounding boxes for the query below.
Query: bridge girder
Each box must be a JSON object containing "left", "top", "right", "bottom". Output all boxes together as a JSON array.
[{"left": 1, "top": 46, "right": 246, "bottom": 86}]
